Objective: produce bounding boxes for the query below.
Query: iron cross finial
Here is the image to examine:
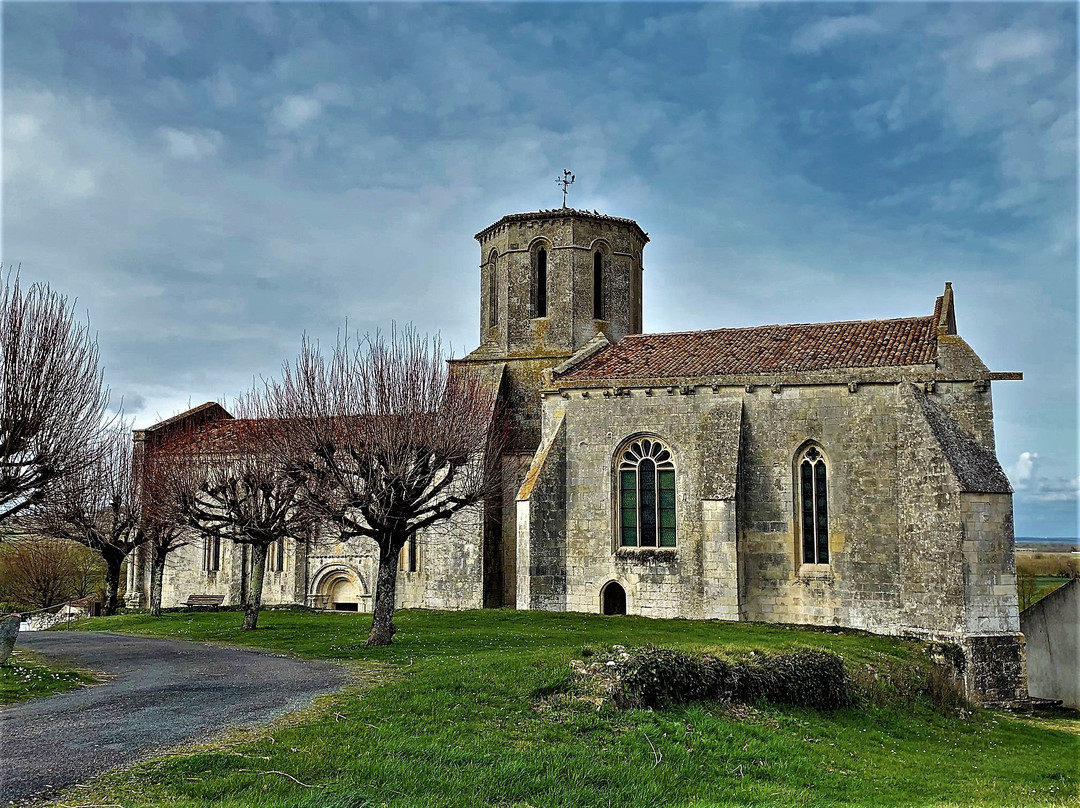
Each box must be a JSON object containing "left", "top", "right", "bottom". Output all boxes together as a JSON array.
[{"left": 558, "top": 169, "right": 575, "bottom": 208}]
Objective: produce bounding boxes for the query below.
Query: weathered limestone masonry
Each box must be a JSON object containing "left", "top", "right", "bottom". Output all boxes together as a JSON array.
[
  {"left": 515, "top": 271, "right": 1025, "bottom": 702},
  {"left": 130, "top": 206, "right": 1026, "bottom": 703},
  {"left": 128, "top": 404, "right": 484, "bottom": 615},
  {"left": 454, "top": 208, "right": 650, "bottom": 607}
]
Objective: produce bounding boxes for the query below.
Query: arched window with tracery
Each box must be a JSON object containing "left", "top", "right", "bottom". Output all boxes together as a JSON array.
[
  {"left": 593, "top": 250, "right": 604, "bottom": 319},
  {"left": 535, "top": 247, "right": 548, "bottom": 317},
  {"left": 618, "top": 438, "right": 676, "bottom": 548},
  {"left": 798, "top": 445, "right": 829, "bottom": 564}
]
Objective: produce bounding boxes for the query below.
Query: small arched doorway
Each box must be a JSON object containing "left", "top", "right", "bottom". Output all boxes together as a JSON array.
[
  {"left": 313, "top": 568, "right": 364, "bottom": 612},
  {"left": 601, "top": 581, "right": 627, "bottom": 616}
]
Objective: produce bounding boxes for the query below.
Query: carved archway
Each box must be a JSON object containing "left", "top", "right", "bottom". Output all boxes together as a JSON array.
[{"left": 310, "top": 565, "right": 368, "bottom": 612}]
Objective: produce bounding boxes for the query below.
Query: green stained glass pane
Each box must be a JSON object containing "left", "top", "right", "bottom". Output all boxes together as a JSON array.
[
  {"left": 659, "top": 508, "right": 676, "bottom": 528},
  {"left": 639, "top": 459, "right": 657, "bottom": 546},
  {"left": 660, "top": 527, "right": 677, "bottom": 547},
  {"left": 621, "top": 526, "right": 637, "bottom": 546}
]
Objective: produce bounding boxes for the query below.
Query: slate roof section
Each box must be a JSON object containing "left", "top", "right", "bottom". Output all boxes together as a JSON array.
[
  {"left": 913, "top": 386, "right": 1012, "bottom": 494},
  {"left": 559, "top": 315, "right": 939, "bottom": 381}
]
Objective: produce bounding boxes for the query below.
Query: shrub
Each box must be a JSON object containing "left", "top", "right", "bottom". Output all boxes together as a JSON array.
[{"left": 614, "top": 645, "right": 851, "bottom": 710}]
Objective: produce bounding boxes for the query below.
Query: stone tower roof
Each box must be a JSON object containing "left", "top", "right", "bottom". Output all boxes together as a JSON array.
[{"left": 474, "top": 208, "right": 649, "bottom": 244}]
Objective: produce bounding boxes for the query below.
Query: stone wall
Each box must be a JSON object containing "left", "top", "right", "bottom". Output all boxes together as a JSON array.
[
  {"left": 961, "top": 633, "right": 1027, "bottom": 705},
  {"left": 1021, "top": 579, "right": 1078, "bottom": 707},
  {"left": 516, "top": 415, "right": 568, "bottom": 611},
  {"left": 523, "top": 388, "right": 744, "bottom": 619}
]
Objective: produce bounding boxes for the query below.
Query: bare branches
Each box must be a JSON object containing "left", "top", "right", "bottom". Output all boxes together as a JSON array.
[
  {"left": 249, "top": 326, "right": 504, "bottom": 545},
  {"left": 153, "top": 416, "right": 316, "bottom": 630},
  {"left": 158, "top": 418, "right": 315, "bottom": 550},
  {"left": 0, "top": 273, "right": 110, "bottom": 524},
  {"left": 29, "top": 426, "right": 146, "bottom": 614},
  {"left": 248, "top": 324, "right": 507, "bottom": 645}
]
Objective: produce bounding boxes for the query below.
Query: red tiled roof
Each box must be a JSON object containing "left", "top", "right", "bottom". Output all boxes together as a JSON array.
[{"left": 560, "top": 315, "right": 939, "bottom": 382}]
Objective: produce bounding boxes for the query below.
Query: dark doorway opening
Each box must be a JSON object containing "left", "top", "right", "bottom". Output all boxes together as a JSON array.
[
  {"left": 601, "top": 581, "right": 627, "bottom": 616},
  {"left": 333, "top": 602, "right": 359, "bottom": 612}
]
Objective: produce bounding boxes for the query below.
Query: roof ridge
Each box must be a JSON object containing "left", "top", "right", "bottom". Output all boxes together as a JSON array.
[{"left": 619, "top": 314, "right": 935, "bottom": 340}]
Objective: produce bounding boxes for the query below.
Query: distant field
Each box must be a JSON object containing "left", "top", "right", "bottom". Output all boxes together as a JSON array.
[
  {"left": 1016, "top": 547, "right": 1076, "bottom": 610},
  {"left": 1016, "top": 537, "right": 1080, "bottom": 553}
]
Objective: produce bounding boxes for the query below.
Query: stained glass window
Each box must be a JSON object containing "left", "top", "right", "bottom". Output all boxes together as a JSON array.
[
  {"left": 799, "top": 446, "right": 829, "bottom": 564},
  {"left": 618, "top": 438, "right": 676, "bottom": 548}
]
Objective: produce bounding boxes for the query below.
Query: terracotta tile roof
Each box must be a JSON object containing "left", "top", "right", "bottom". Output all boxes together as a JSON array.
[{"left": 560, "top": 315, "right": 938, "bottom": 382}]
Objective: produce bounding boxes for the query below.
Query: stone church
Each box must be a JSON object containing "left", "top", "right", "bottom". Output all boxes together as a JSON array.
[{"left": 127, "top": 206, "right": 1026, "bottom": 701}]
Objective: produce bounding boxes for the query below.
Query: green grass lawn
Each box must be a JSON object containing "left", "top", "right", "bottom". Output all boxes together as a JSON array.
[
  {"left": 48, "top": 609, "right": 1079, "bottom": 808},
  {"left": 0, "top": 647, "right": 97, "bottom": 705}
]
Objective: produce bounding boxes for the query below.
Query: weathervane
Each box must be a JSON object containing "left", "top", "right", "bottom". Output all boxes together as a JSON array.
[{"left": 557, "top": 169, "right": 575, "bottom": 208}]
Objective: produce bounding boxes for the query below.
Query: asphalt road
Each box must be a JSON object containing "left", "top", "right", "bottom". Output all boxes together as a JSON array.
[{"left": 1, "top": 631, "right": 350, "bottom": 806}]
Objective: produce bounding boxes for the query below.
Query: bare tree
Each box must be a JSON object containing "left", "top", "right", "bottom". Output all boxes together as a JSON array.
[
  {"left": 133, "top": 441, "right": 194, "bottom": 617},
  {"left": 162, "top": 418, "right": 315, "bottom": 630},
  {"left": 30, "top": 427, "right": 147, "bottom": 615},
  {"left": 0, "top": 273, "right": 110, "bottom": 525},
  {"left": 0, "top": 534, "right": 103, "bottom": 609},
  {"left": 252, "top": 326, "right": 505, "bottom": 647}
]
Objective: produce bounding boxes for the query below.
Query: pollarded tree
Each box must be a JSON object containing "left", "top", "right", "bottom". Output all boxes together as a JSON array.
[
  {"left": 134, "top": 451, "right": 192, "bottom": 617},
  {"left": 253, "top": 326, "right": 505, "bottom": 647},
  {"left": 30, "top": 426, "right": 147, "bottom": 615},
  {"left": 163, "top": 417, "right": 316, "bottom": 630},
  {"left": 0, "top": 273, "right": 110, "bottom": 525}
]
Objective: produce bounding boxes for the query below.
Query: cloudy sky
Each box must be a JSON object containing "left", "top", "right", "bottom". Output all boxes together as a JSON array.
[{"left": 3, "top": 2, "right": 1076, "bottom": 536}]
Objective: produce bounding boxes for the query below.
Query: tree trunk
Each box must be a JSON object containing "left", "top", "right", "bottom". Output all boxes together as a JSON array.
[
  {"left": 149, "top": 547, "right": 167, "bottom": 617},
  {"left": 366, "top": 542, "right": 401, "bottom": 647},
  {"left": 102, "top": 549, "right": 125, "bottom": 616},
  {"left": 241, "top": 542, "right": 268, "bottom": 631}
]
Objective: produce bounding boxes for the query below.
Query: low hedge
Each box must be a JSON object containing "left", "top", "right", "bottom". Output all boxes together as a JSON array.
[{"left": 616, "top": 645, "right": 852, "bottom": 710}]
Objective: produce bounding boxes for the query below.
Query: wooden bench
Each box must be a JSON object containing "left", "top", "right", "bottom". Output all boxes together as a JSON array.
[{"left": 183, "top": 594, "right": 225, "bottom": 610}]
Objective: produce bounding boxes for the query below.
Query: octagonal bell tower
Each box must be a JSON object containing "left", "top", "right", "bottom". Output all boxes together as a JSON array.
[
  {"left": 457, "top": 207, "right": 648, "bottom": 609},
  {"left": 472, "top": 208, "right": 649, "bottom": 358}
]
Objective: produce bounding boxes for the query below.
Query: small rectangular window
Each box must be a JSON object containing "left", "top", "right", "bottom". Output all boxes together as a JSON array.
[
  {"left": 203, "top": 536, "right": 220, "bottom": 573},
  {"left": 400, "top": 536, "right": 420, "bottom": 573},
  {"left": 267, "top": 539, "right": 286, "bottom": 572}
]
